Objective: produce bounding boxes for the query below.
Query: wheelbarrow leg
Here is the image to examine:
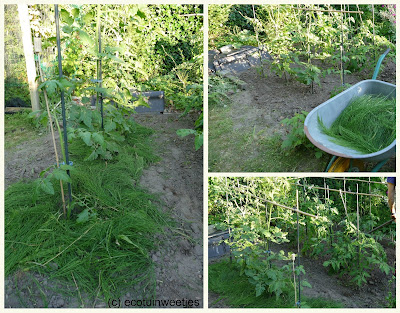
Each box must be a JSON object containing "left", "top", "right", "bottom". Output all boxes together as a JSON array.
[
  {"left": 371, "top": 159, "right": 389, "bottom": 172},
  {"left": 326, "top": 157, "right": 365, "bottom": 172},
  {"left": 325, "top": 156, "right": 337, "bottom": 172},
  {"left": 372, "top": 48, "right": 391, "bottom": 80}
]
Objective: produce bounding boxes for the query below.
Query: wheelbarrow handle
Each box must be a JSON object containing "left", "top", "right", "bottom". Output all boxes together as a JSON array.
[{"left": 372, "top": 48, "right": 391, "bottom": 80}]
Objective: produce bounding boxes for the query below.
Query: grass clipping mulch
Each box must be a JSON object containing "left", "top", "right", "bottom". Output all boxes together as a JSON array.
[
  {"left": 5, "top": 124, "right": 172, "bottom": 304},
  {"left": 318, "top": 94, "right": 396, "bottom": 154}
]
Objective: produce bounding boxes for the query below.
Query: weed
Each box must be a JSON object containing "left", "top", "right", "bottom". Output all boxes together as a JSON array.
[
  {"left": 330, "top": 83, "right": 352, "bottom": 98},
  {"left": 385, "top": 275, "right": 396, "bottom": 308},
  {"left": 208, "top": 75, "right": 241, "bottom": 108},
  {"left": 5, "top": 112, "right": 39, "bottom": 149},
  {"left": 281, "top": 111, "right": 324, "bottom": 159}
]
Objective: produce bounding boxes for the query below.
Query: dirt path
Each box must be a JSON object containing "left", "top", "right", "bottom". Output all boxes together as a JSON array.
[
  {"left": 4, "top": 113, "right": 203, "bottom": 308},
  {"left": 208, "top": 239, "right": 395, "bottom": 308},
  {"left": 136, "top": 112, "right": 203, "bottom": 307}
]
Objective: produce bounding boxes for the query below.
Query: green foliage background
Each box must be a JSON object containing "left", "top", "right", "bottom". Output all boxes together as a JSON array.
[
  {"left": 5, "top": 4, "right": 203, "bottom": 113},
  {"left": 209, "top": 4, "right": 395, "bottom": 83}
]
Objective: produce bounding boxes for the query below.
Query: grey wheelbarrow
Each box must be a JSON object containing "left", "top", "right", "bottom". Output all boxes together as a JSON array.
[{"left": 304, "top": 49, "right": 395, "bottom": 172}]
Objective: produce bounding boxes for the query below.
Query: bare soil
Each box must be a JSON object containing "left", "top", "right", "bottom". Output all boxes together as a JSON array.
[
  {"left": 209, "top": 59, "right": 396, "bottom": 172},
  {"left": 136, "top": 113, "right": 203, "bottom": 308},
  {"left": 4, "top": 131, "right": 62, "bottom": 188},
  {"left": 4, "top": 112, "right": 203, "bottom": 308},
  {"left": 209, "top": 238, "right": 395, "bottom": 308}
]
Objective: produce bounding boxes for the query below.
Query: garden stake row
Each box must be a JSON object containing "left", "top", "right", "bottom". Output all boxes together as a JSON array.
[
  {"left": 226, "top": 181, "right": 320, "bottom": 305},
  {"left": 293, "top": 5, "right": 364, "bottom": 87},
  {"left": 298, "top": 178, "right": 392, "bottom": 236},
  {"left": 234, "top": 184, "right": 319, "bottom": 219},
  {"left": 55, "top": 4, "right": 72, "bottom": 208},
  {"left": 328, "top": 177, "right": 386, "bottom": 185},
  {"left": 294, "top": 183, "right": 384, "bottom": 198},
  {"left": 291, "top": 6, "right": 363, "bottom": 14}
]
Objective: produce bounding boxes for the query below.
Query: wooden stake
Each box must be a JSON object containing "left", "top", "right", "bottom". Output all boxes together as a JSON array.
[
  {"left": 339, "top": 189, "right": 349, "bottom": 219},
  {"left": 356, "top": 184, "right": 359, "bottom": 239},
  {"left": 294, "top": 183, "right": 383, "bottom": 198},
  {"left": 291, "top": 6, "right": 363, "bottom": 14},
  {"left": 37, "top": 53, "right": 66, "bottom": 215},
  {"left": 234, "top": 185, "right": 319, "bottom": 218},
  {"left": 369, "top": 177, "right": 372, "bottom": 215}
]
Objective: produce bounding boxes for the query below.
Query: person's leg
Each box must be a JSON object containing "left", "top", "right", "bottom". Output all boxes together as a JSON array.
[{"left": 388, "top": 182, "right": 396, "bottom": 220}]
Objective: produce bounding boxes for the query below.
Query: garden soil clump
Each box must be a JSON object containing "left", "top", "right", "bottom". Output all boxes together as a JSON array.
[{"left": 4, "top": 113, "right": 203, "bottom": 308}]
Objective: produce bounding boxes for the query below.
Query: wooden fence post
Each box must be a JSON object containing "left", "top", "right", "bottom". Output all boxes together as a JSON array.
[{"left": 18, "top": 4, "right": 40, "bottom": 112}]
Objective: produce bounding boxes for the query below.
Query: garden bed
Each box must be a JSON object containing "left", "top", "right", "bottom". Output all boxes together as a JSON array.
[
  {"left": 4, "top": 112, "right": 203, "bottom": 308},
  {"left": 208, "top": 60, "right": 396, "bottom": 172},
  {"left": 209, "top": 236, "right": 395, "bottom": 308},
  {"left": 208, "top": 177, "right": 396, "bottom": 308}
]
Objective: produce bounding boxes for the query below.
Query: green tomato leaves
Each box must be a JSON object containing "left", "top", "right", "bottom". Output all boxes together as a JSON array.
[{"left": 176, "top": 128, "right": 203, "bottom": 151}]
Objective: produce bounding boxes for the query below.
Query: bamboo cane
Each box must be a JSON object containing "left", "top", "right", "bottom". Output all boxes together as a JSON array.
[
  {"left": 367, "top": 220, "right": 394, "bottom": 234},
  {"left": 37, "top": 53, "right": 66, "bottom": 215}
]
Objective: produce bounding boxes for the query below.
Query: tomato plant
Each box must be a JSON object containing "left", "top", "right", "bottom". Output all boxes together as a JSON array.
[
  {"left": 209, "top": 177, "right": 394, "bottom": 295},
  {"left": 210, "top": 4, "right": 395, "bottom": 91}
]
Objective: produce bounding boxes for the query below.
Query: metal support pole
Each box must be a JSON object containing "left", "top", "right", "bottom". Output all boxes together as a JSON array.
[
  {"left": 367, "top": 219, "right": 394, "bottom": 234},
  {"left": 340, "top": 4, "right": 345, "bottom": 86},
  {"left": 55, "top": 4, "right": 72, "bottom": 206},
  {"left": 97, "top": 5, "right": 104, "bottom": 129},
  {"left": 296, "top": 189, "right": 301, "bottom": 308},
  {"left": 226, "top": 178, "right": 232, "bottom": 263}
]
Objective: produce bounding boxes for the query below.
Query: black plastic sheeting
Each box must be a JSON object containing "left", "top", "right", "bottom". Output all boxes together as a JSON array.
[
  {"left": 208, "top": 231, "right": 231, "bottom": 259},
  {"left": 131, "top": 90, "right": 165, "bottom": 113},
  {"left": 5, "top": 97, "right": 30, "bottom": 108},
  {"left": 91, "top": 90, "right": 165, "bottom": 114},
  {"left": 209, "top": 45, "right": 272, "bottom": 75}
]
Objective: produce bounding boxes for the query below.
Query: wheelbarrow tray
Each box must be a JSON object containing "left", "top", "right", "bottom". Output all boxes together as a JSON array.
[{"left": 304, "top": 80, "right": 396, "bottom": 162}]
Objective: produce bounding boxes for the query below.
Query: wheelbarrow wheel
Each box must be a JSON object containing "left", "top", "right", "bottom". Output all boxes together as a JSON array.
[{"left": 327, "top": 157, "right": 365, "bottom": 172}]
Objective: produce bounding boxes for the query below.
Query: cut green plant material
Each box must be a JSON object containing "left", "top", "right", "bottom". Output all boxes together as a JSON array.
[
  {"left": 318, "top": 94, "right": 396, "bottom": 154},
  {"left": 5, "top": 125, "right": 172, "bottom": 302}
]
